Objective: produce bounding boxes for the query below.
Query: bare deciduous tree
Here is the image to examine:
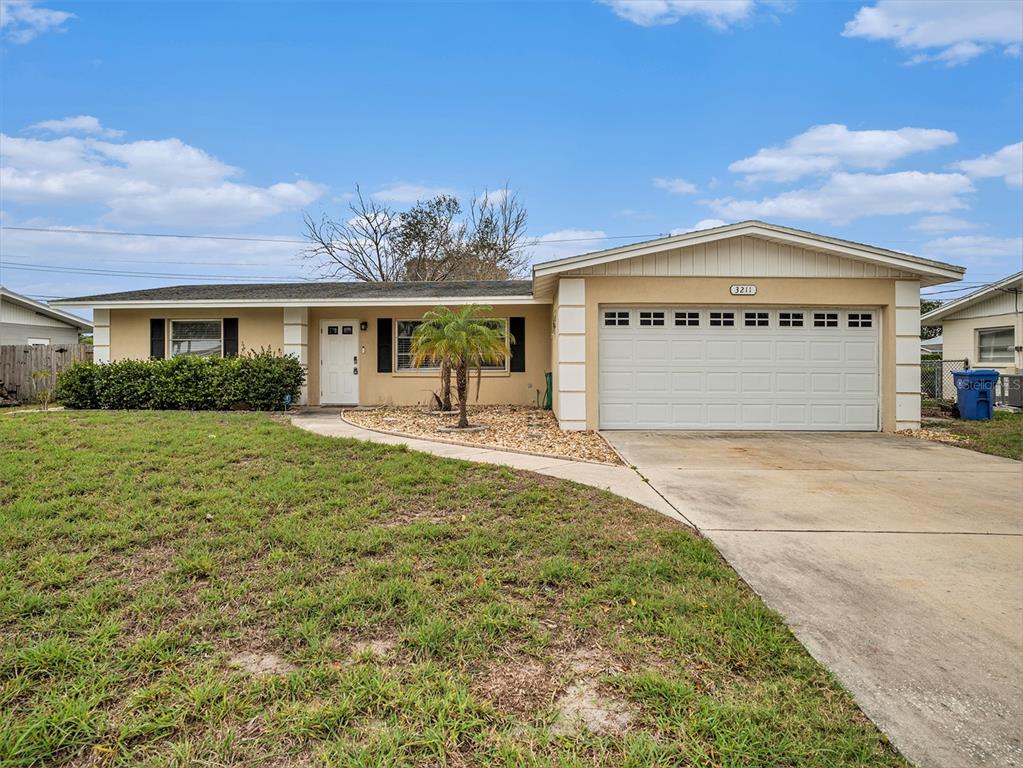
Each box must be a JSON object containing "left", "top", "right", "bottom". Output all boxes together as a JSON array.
[
  {"left": 302, "top": 186, "right": 402, "bottom": 281},
  {"left": 303, "top": 184, "right": 531, "bottom": 282}
]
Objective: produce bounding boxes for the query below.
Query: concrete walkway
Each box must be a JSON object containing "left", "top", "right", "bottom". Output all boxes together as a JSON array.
[{"left": 289, "top": 410, "right": 687, "bottom": 525}]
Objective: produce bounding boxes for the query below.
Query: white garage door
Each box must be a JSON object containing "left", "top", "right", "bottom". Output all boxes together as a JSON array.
[{"left": 599, "top": 307, "right": 879, "bottom": 430}]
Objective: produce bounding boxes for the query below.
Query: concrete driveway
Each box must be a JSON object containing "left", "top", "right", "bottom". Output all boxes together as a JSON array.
[{"left": 603, "top": 431, "right": 1022, "bottom": 768}]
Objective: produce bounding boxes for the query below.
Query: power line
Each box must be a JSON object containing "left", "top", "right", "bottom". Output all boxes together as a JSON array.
[
  {"left": 0, "top": 225, "right": 664, "bottom": 246},
  {"left": 0, "top": 261, "right": 312, "bottom": 282}
]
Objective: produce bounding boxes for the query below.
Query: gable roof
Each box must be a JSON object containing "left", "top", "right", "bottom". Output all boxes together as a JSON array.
[
  {"left": 53, "top": 280, "right": 536, "bottom": 308},
  {"left": 0, "top": 286, "right": 93, "bottom": 330},
  {"left": 532, "top": 220, "right": 964, "bottom": 297},
  {"left": 920, "top": 272, "right": 1023, "bottom": 326}
]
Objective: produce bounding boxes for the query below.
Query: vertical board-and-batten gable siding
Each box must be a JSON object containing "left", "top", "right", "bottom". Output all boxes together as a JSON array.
[
  {"left": 944, "top": 289, "right": 1020, "bottom": 321},
  {"left": 562, "top": 236, "right": 916, "bottom": 280}
]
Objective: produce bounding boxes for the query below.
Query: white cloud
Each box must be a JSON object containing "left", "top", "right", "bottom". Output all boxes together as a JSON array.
[
  {"left": 371, "top": 182, "right": 456, "bottom": 204},
  {"left": 529, "top": 229, "right": 607, "bottom": 264},
  {"left": 27, "top": 115, "right": 124, "bottom": 139},
  {"left": 912, "top": 215, "right": 978, "bottom": 233},
  {"left": 0, "top": 0, "right": 73, "bottom": 44},
  {"left": 920, "top": 235, "right": 1023, "bottom": 264},
  {"left": 653, "top": 177, "right": 698, "bottom": 194},
  {"left": 709, "top": 171, "right": 974, "bottom": 224},
  {"left": 842, "top": 1, "right": 1023, "bottom": 66},
  {"left": 601, "top": 0, "right": 757, "bottom": 29},
  {"left": 671, "top": 218, "right": 728, "bottom": 235},
  {"left": 953, "top": 142, "right": 1023, "bottom": 187},
  {"left": 0, "top": 126, "right": 325, "bottom": 228},
  {"left": 729, "top": 124, "right": 958, "bottom": 183}
]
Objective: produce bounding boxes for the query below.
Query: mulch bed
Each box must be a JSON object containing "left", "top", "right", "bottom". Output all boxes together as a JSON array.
[{"left": 343, "top": 405, "right": 622, "bottom": 465}]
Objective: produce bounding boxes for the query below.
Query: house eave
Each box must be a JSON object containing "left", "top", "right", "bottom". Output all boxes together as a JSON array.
[
  {"left": 532, "top": 221, "right": 965, "bottom": 292},
  {"left": 920, "top": 271, "right": 1023, "bottom": 326},
  {"left": 52, "top": 294, "right": 547, "bottom": 310}
]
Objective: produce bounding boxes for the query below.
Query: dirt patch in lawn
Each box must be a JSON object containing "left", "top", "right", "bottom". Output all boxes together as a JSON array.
[
  {"left": 229, "top": 651, "right": 298, "bottom": 676},
  {"left": 343, "top": 405, "right": 622, "bottom": 465}
]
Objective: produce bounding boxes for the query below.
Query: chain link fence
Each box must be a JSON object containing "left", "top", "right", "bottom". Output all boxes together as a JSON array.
[{"left": 921, "top": 359, "right": 968, "bottom": 402}]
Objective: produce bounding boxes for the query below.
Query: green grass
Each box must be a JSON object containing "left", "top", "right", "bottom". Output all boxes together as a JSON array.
[
  {"left": 922, "top": 411, "right": 1023, "bottom": 460},
  {"left": 0, "top": 411, "right": 906, "bottom": 767}
]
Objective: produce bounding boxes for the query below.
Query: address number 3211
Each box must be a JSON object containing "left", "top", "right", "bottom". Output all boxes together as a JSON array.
[{"left": 729, "top": 284, "right": 757, "bottom": 296}]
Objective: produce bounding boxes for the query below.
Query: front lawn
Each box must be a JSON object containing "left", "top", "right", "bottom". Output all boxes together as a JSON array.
[
  {"left": 0, "top": 411, "right": 905, "bottom": 767},
  {"left": 918, "top": 411, "right": 1023, "bottom": 460}
]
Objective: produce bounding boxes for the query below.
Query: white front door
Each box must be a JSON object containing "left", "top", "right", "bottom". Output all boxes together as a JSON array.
[
  {"left": 599, "top": 306, "right": 880, "bottom": 430},
  {"left": 320, "top": 319, "right": 360, "bottom": 405}
]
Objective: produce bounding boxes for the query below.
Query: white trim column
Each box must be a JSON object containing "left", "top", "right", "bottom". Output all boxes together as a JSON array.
[
  {"left": 92, "top": 309, "right": 110, "bottom": 364},
  {"left": 555, "top": 278, "right": 586, "bottom": 430},
  {"left": 894, "top": 280, "right": 921, "bottom": 430},
  {"left": 283, "top": 307, "right": 309, "bottom": 405}
]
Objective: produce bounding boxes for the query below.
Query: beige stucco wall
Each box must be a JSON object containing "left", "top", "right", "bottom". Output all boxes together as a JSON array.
[
  {"left": 307, "top": 304, "right": 551, "bottom": 407},
  {"left": 941, "top": 312, "right": 1022, "bottom": 374},
  {"left": 577, "top": 276, "right": 906, "bottom": 431},
  {"left": 108, "top": 308, "right": 285, "bottom": 360}
]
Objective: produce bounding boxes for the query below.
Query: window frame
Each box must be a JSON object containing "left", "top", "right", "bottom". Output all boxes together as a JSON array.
[
  {"left": 812, "top": 311, "right": 839, "bottom": 328},
  {"left": 638, "top": 310, "right": 666, "bottom": 327},
  {"left": 847, "top": 311, "right": 874, "bottom": 329},
  {"left": 394, "top": 317, "right": 510, "bottom": 373},
  {"left": 674, "top": 311, "right": 700, "bottom": 327},
  {"left": 603, "top": 310, "right": 630, "bottom": 327},
  {"left": 778, "top": 311, "right": 804, "bottom": 328},
  {"left": 743, "top": 310, "right": 770, "bottom": 328},
  {"left": 977, "top": 326, "right": 1014, "bottom": 364},
  {"left": 708, "top": 310, "right": 736, "bottom": 328},
  {"left": 169, "top": 319, "right": 224, "bottom": 358}
]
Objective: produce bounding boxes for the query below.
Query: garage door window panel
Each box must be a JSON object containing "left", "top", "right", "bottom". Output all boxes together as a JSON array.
[
  {"left": 604, "top": 311, "right": 630, "bottom": 327},
  {"left": 674, "top": 311, "right": 700, "bottom": 327},
  {"left": 813, "top": 312, "right": 839, "bottom": 328},
  {"left": 744, "top": 311, "right": 770, "bottom": 327},
  {"left": 779, "top": 311, "right": 804, "bottom": 328},
  {"left": 848, "top": 312, "right": 873, "bottom": 328},
  {"left": 709, "top": 311, "right": 735, "bottom": 327},
  {"left": 639, "top": 311, "right": 665, "bottom": 327}
]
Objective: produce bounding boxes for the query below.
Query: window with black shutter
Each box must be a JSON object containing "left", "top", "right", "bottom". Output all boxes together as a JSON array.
[
  {"left": 377, "top": 318, "right": 393, "bottom": 372},
  {"left": 223, "top": 318, "right": 239, "bottom": 356},
  {"left": 149, "top": 318, "right": 165, "bottom": 359},
  {"left": 509, "top": 317, "right": 525, "bottom": 372}
]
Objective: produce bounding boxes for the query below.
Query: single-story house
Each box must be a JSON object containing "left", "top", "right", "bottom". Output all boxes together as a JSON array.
[
  {"left": 0, "top": 285, "right": 93, "bottom": 346},
  {"left": 921, "top": 334, "right": 943, "bottom": 356},
  {"left": 55, "top": 221, "right": 966, "bottom": 432},
  {"left": 920, "top": 272, "right": 1022, "bottom": 374}
]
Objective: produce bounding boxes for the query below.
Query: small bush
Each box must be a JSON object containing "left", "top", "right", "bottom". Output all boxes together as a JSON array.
[{"left": 56, "top": 351, "right": 304, "bottom": 411}]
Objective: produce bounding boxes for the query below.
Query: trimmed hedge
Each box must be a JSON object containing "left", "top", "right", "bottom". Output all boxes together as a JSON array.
[{"left": 55, "top": 351, "right": 305, "bottom": 411}]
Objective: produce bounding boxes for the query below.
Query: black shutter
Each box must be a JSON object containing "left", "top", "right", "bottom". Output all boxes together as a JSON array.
[
  {"left": 223, "top": 318, "right": 239, "bottom": 357},
  {"left": 377, "top": 318, "right": 393, "bottom": 373},
  {"left": 149, "top": 318, "right": 165, "bottom": 359},
  {"left": 509, "top": 316, "right": 526, "bottom": 373}
]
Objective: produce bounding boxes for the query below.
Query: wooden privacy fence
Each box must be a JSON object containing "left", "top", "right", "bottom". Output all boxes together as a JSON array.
[{"left": 0, "top": 344, "right": 93, "bottom": 404}]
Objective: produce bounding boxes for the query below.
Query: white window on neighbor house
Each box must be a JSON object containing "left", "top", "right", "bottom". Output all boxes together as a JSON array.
[
  {"left": 977, "top": 327, "right": 1014, "bottom": 363},
  {"left": 170, "top": 320, "right": 223, "bottom": 358},
  {"left": 396, "top": 318, "right": 508, "bottom": 372},
  {"left": 26, "top": 337, "right": 50, "bottom": 345}
]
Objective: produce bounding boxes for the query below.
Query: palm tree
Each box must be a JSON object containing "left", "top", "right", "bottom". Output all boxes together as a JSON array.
[
  {"left": 410, "top": 304, "right": 511, "bottom": 428},
  {"left": 410, "top": 307, "right": 455, "bottom": 411}
]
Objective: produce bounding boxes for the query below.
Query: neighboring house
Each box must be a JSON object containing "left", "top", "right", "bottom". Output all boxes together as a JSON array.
[
  {"left": 0, "top": 286, "right": 93, "bottom": 346},
  {"left": 54, "top": 220, "right": 965, "bottom": 432},
  {"left": 921, "top": 334, "right": 943, "bottom": 356},
  {"left": 920, "top": 272, "right": 1022, "bottom": 374}
]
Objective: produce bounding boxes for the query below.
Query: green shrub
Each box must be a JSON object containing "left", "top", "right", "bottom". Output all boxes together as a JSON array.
[
  {"left": 55, "top": 351, "right": 304, "bottom": 411},
  {"left": 53, "top": 361, "right": 99, "bottom": 408}
]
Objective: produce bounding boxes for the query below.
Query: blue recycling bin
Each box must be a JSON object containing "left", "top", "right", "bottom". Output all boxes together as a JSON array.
[{"left": 952, "top": 369, "right": 1000, "bottom": 420}]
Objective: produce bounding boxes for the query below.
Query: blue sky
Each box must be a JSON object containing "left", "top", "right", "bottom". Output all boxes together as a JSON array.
[{"left": 1, "top": 0, "right": 1021, "bottom": 315}]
